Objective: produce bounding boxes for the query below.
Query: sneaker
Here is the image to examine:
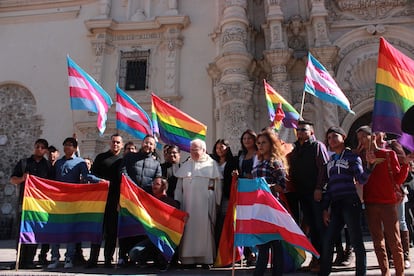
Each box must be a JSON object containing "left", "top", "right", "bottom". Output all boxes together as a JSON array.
[
  {"left": 340, "top": 249, "right": 353, "bottom": 266},
  {"left": 405, "top": 260, "right": 411, "bottom": 269},
  {"left": 47, "top": 259, "right": 59, "bottom": 269},
  {"left": 64, "top": 259, "right": 73, "bottom": 269},
  {"left": 117, "top": 258, "right": 125, "bottom": 267}
]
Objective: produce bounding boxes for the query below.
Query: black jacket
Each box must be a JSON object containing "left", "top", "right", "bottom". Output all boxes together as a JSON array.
[{"left": 121, "top": 151, "right": 162, "bottom": 193}]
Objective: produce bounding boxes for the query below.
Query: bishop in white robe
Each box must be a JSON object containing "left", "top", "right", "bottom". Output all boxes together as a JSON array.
[{"left": 175, "top": 139, "right": 222, "bottom": 265}]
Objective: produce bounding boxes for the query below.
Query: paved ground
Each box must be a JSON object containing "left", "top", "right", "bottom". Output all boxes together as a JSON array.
[{"left": 0, "top": 238, "right": 413, "bottom": 275}]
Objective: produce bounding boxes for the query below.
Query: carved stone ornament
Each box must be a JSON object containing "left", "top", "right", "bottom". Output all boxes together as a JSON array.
[
  {"left": 333, "top": 0, "right": 407, "bottom": 19},
  {"left": 222, "top": 26, "right": 248, "bottom": 45}
]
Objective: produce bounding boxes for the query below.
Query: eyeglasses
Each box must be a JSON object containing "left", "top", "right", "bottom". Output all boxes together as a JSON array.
[{"left": 296, "top": 128, "right": 310, "bottom": 132}]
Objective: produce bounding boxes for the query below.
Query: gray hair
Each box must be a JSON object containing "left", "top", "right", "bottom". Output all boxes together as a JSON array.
[{"left": 190, "top": 139, "right": 206, "bottom": 151}]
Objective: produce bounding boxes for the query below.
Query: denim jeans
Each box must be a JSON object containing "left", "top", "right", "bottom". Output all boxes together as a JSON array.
[
  {"left": 50, "top": 243, "right": 76, "bottom": 261},
  {"left": 253, "top": 240, "right": 283, "bottom": 276},
  {"left": 397, "top": 201, "right": 408, "bottom": 231},
  {"left": 320, "top": 195, "right": 366, "bottom": 276},
  {"left": 299, "top": 193, "right": 325, "bottom": 253}
]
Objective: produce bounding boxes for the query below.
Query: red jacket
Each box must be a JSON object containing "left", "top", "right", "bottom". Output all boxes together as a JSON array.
[{"left": 363, "top": 148, "right": 409, "bottom": 204}]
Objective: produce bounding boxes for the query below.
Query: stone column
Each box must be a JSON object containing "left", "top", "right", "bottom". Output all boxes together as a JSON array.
[
  {"left": 310, "top": 0, "right": 330, "bottom": 47},
  {"left": 263, "top": 0, "right": 295, "bottom": 141},
  {"left": 309, "top": 0, "right": 339, "bottom": 135},
  {"left": 208, "top": 0, "right": 255, "bottom": 149},
  {"left": 265, "top": 0, "right": 285, "bottom": 49},
  {"left": 163, "top": 27, "right": 183, "bottom": 96}
]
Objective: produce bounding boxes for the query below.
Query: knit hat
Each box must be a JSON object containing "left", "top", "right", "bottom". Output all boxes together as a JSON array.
[
  {"left": 326, "top": 126, "right": 347, "bottom": 138},
  {"left": 356, "top": 125, "right": 372, "bottom": 135}
]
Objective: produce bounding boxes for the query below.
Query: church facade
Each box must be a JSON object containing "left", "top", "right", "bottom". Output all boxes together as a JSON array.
[{"left": 0, "top": 0, "right": 413, "bottom": 237}]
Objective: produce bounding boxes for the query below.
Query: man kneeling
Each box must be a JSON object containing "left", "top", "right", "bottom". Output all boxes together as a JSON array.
[{"left": 129, "top": 177, "right": 180, "bottom": 271}]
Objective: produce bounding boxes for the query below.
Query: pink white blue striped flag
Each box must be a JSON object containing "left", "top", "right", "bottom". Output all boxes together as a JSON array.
[
  {"left": 116, "top": 85, "right": 153, "bottom": 140},
  {"left": 304, "top": 52, "right": 354, "bottom": 114},
  {"left": 67, "top": 56, "right": 113, "bottom": 135},
  {"left": 235, "top": 177, "right": 319, "bottom": 257}
]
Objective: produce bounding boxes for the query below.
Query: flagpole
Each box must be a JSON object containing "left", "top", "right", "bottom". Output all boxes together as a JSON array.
[
  {"left": 299, "top": 91, "right": 306, "bottom": 119},
  {"left": 15, "top": 242, "right": 21, "bottom": 271},
  {"left": 231, "top": 243, "right": 236, "bottom": 276},
  {"left": 231, "top": 175, "right": 238, "bottom": 276}
]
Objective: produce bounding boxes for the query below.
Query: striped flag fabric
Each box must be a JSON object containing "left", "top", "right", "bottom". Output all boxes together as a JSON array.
[
  {"left": 67, "top": 56, "right": 113, "bottom": 135},
  {"left": 19, "top": 175, "right": 108, "bottom": 244},
  {"left": 116, "top": 85, "right": 153, "bottom": 140},
  {"left": 373, "top": 37, "right": 414, "bottom": 151},
  {"left": 235, "top": 177, "right": 319, "bottom": 258},
  {"left": 304, "top": 52, "right": 354, "bottom": 114},
  {"left": 118, "top": 175, "right": 188, "bottom": 261},
  {"left": 214, "top": 175, "right": 241, "bottom": 267},
  {"left": 151, "top": 93, "right": 207, "bottom": 152},
  {"left": 264, "top": 80, "right": 300, "bottom": 129}
]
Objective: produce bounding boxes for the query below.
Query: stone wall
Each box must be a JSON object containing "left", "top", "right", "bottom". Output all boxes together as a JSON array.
[{"left": 0, "top": 84, "right": 44, "bottom": 239}]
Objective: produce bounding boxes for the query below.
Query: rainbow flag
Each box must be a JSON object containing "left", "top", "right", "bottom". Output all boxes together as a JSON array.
[
  {"left": 116, "top": 85, "right": 153, "bottom": 140},
  {"left": 264, "top": 80, "right": 300, "bottom": 129},
  {"left": 151, "top": 93, "right": 207, "bottom": 152},
  {"left": 19, "top": 175, "right": 108, "bottom": 244},
  {"left": 373, "top": 37, "right": 414, "bottom": 151},
  {"left": 304, "top": 52, "right": 354, "bottom": 114},
  {"left": 235, "top": 178, "right": 319, "bottom": 269},
  {"left": 67, "top": 56, "right": 113, "bottom": 135},
  {"left": 118, "top": 175, "right": 188, "bottom": 261}
]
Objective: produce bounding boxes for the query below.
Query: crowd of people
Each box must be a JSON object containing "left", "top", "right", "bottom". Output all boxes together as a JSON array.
[{"left": 9, "top": 120, "right": 414, "bottom": 275}]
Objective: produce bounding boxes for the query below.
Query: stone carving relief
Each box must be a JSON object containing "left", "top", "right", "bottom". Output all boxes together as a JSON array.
[
  {"left": 223, "top": 102, "right": 251, "bottom": 149},
  {"left": 287, "top": 15, "right": 306, "bottom": 51},
  {"left": 327, "top": 0, "right": 408, "bottom": 20},
  {"left": 97, "top": 0, "right": 111, "bottom": 19},
  {"left": 222, "top": 26, "right": 248, "bottom": 46}
]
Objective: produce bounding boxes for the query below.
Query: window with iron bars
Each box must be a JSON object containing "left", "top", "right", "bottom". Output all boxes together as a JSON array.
[{"left": 119, "top": 50, "right": 150, "bottom": 91}]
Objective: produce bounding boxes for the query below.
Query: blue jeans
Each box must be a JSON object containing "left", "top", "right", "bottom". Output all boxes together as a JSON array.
[
  {"left": 320, "top": 195, "right": 366, "bottom": 276},
  {"left": 50, "top": 243, "right": 76, "bottom": 261},
  {"left": 253, "top": 240, "right": 283, "bottom": 276},
  {"left": 398, "top": 200, "right": 408, "bottom": 231}
]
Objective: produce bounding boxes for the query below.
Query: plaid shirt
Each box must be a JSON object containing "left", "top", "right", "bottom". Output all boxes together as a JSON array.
[{"left": 252, "top": 159, "right": 286, "bottom": 189}]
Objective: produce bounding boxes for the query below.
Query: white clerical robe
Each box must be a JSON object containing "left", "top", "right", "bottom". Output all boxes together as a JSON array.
[{"left": 174, "top": 154, "right": 222, "bottom": 265}]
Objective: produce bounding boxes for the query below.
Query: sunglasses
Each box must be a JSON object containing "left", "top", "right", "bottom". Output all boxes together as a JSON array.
[{"left": 296, "top": 128, "right": 310, "bottom": 132}]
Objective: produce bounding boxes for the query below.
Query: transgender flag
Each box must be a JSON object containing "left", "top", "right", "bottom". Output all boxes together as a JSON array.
[
  {"left": 373, "top": 37, "right": 414, "bottom": 151},
  {"left": 116, "top": 85, "right": 153, "bottom": 140},
  {"left": 235, "top": 178, "right": 319, "bottom": 268},
  {"left": 304, "top": 52, "right": 354, "bottom": 114},
  {"left": 67, "top": 56, "right": 113, "bottom": 135}
]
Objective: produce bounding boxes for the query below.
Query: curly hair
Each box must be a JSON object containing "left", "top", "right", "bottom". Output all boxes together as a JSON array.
[{"left": 256, "top": 129, "right": 289, "bottom": 172}]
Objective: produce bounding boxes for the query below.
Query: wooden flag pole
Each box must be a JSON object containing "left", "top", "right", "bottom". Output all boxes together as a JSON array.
[
  {"left": 15, "top": 242, "right": 21, "bottom": 271},
  {"left": 299, "top": 91, "right": 306, "bottom": 119}
]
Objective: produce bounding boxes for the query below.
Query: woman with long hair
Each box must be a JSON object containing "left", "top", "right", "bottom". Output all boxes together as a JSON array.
[
  {"left": 253, "top": 129, "right": 288, "bottom": 276},
  {"left": 211, "top": 139, "right": 237, "bottom": 248}
]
